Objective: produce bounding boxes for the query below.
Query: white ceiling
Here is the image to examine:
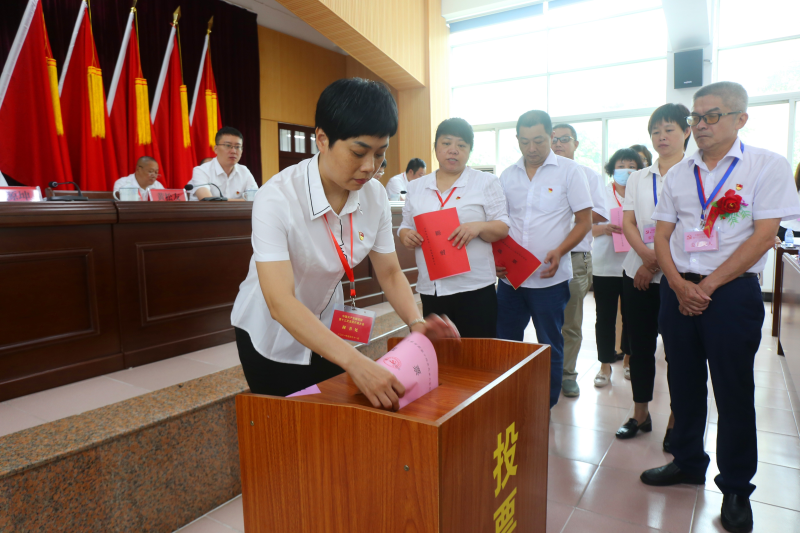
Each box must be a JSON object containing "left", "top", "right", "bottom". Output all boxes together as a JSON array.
[{"left": 222, "top": 0, "right": 346, "bottom": 54}]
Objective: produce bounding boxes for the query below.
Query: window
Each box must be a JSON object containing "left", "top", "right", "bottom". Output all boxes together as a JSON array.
[
  {"left": 738, "top": 103, "right": 790, "bottom": 160},
  {"left": 718, "top": 0, "right": 800, "bottom": 48},
  {"left": 607, "top": 115, "right": 651, "bottom": 168},
  {"left": 717, "top": 40, "right": 800, "bottom": 98},
  {"left": 794, "top": 102, "right": 800, "bottom": 170},
  {"left": 279, "top": 129, "right": 292, "bottom": 152},
  {"left": 571, "top": 121, "right": 603, "bottom": 176},
  {"left": 467, "top": 130, "right": 496, "bottom": 168},
  {"left": 277, "top": 123, "right": 315, "bottom": 171},
  {"left": 498, "top": 128, "right": 521, "bottom": 174},
  {"left": 451, "top": 32, "right": 547, "bottom": 87},
  {"left": 294, "top": 131, "right": 306, "bottom": 153},
  {"left": 452, "top": 77, "right": 548, "bottom": 126}
]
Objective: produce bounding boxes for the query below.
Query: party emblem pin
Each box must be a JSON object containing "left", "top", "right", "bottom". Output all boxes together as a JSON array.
[
  {"left": 548, "top": 188, "right": 553, "bottom": 193},
  {"left": 358, "top": 231, "right": 364, "bottom": 241},
  {"left": 736, "top": 184, "right": 743, "bottom": 191},
  {"left": 456, "top": 196, "right": 461, "bottom": 200}
]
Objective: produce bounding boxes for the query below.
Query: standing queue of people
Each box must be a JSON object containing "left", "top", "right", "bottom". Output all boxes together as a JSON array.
[{"left": 230, "top": 78, "right": 800, "bottom": 533}]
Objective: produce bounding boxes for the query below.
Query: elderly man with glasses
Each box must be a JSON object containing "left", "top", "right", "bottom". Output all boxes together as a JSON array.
[
  {"left": 640, "top": 81, "right": 800, "bottom": 533},
  {"left": 187, "top": 126, "right": 258, "bottom": 201}
]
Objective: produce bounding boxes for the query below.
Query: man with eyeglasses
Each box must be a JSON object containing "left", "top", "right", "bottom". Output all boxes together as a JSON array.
[
  {"left": 640, "top": 82, "right": 800, "bottom": 533},
  {"left": 496, "top": 110, "right": 593, "bottom": 408},
  {"left": 113, "top": 156, "right": 164, "bottom": 199},
  {"left": 188, "top": 126, "right": 258, "bottom": 201},
  {"left": 551, "top": 124, "right": 609, "bottom": 398}
]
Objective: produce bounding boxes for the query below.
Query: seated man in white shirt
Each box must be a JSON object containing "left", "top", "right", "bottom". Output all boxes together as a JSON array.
[
  {"left": 187, "top": 126, "right": 258, "bottom": 201},
  {"left": 385, "top": 158, "right": 426, "bottom": 200},
  {"left": 113, "top": 156, "right": 164, "bottom": 199},
  {"left": 496, "top": 110, "right": 594, "bottom": 409}
]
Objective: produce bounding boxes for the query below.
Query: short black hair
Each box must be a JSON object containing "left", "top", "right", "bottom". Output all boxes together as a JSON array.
[
  {"left": 434, "top": 118, "right": 474, "bottom": 150},
  {"left": 630, "top": 145, "right": 653, "bottom": 166},
  {"left": 406, "top": 158, "right": 426, "bottom": 173},
  {"left": 215, "top": 126, "right": 243, "bottom": 145},
  {"left": 604, "top": 148, "right": 644, "bottom": 177},
  {"left": 552, "top": 123, "right": 577, "bottom": 141},
  {"left": 647, "top": 103, "right": 692, "bottom": 149},
  {"left": 517, "top": 110, "right": 552, "bottom": 136},
  {"left": 315, "top": 78, "right": 398, "bottom": 146}
]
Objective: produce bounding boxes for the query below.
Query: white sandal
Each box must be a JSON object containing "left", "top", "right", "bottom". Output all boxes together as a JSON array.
[
  {"left": 624, "top": 366, "right": 631, "bottom": 380},
  {"left": 594, "top": 366, "right": 612, "bottom": 388}
]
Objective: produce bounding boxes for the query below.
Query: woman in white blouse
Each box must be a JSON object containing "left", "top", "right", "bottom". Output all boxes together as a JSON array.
[
  {"left": 592, "top": 148, "right": 643, "bottom": 387},
  {"left": 231, "top": 79, "right": 457, "bottom": 411},
  {"left": 399, "top": 118, "right": 510, "bottom": 338},
  {"left": 616, "top": 104, "right": 690, "bottom": 448}
]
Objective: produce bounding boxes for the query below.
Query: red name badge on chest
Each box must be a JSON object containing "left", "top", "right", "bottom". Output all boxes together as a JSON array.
[
  {"left": 684, "top": 229, "right": 719, "bottom": 252},
  {"left": 643, "top": 224, "right": 656, "bottom": 244},
  {"left": 331, "top": 305, "right": 376, "bottom": 344}
]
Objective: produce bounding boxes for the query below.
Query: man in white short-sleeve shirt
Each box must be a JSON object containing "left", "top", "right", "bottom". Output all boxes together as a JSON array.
[
  {"left": 385, "top": 158, "right": 426, "bottom": 200},
  {"left": 186, "top": 126, "right": 258, "bottom": 201},
  {"left": 112, "top": 156, "right": 164, "bottom": 199},
  {"left": 641, "top": 82, "right": 800, "bottom": 533},
  {"left": 551, "top": 123, "right": 609, "bottom": 397},
  {"left": 497, "top": 110, "right": 593, "bottom": 409}
]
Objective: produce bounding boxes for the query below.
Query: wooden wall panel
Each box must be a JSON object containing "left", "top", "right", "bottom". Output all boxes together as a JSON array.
[
  {"left": 260, "top": 119, "right": 280, "bottom": 181},
  {"left": 258, "top": 26, "right": 346, "bottom": 127},
  {"left": 276, "top": 0, "right": 426, "bottom": 90}
]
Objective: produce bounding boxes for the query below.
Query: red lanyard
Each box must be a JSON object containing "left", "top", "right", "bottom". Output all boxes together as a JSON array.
[
  {"left": 613, "top": 188, "right": 622, "bottom": 208},
  {"left": 435, "top": 188, "right": 457, "bottom": 209},
  {"left": 322, "top": 213, "right": 356, "bottom": 302}
]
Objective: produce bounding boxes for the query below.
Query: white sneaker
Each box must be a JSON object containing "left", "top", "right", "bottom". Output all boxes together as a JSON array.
[
  {"left": 594, "top": 367, "right": 612, "bottom": 388},
  {"left": 624, "top": 366, "right": 631, "bottom": 380}
]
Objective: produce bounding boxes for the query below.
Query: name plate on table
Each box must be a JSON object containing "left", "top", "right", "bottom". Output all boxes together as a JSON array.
[
  {"left": 0, "top": 186, "right": 42, "bottom": 202},
  {"left": 149, "top": 189, "right": 187, "bottom": 202}
]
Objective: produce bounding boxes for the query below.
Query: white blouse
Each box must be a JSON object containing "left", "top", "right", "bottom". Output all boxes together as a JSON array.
[
  {"left": 113, "top": 174, "right": 164, "bottom": 199},
  {"left": 231, "top": 154, "right": 395, "bottom": 365},
  {"left": 592, "top": 181, "right": 627, "bottom": 277},
  {"left": 398, "top": 167, "right": 509, "bottom": 296}
]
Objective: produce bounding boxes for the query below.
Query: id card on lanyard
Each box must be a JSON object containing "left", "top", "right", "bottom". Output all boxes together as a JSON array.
[
  {"left": 642, "top": 173, "right": 658, "bottom": 244},
  {"left": 684, "top": 143, "right": 744, "bottom": 252},
  {"left": 323, "top": 213, "right": 376, "bottom": 343}
]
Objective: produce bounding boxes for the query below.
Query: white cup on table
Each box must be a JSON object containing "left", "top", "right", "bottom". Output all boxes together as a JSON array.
[{"left": 114, "top": 188, "right": 142, "bottom": 201}]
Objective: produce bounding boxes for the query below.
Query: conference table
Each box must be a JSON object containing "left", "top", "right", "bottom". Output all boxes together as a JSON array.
[{"left": 0, "top": 201, "right": 416, "bottom": 401}]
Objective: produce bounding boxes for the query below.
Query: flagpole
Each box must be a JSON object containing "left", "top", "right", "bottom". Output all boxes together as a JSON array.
[
  {"left": 107, "top": 1, "right": 137, "bottom": 114},
  {"left": 190, "top": 17, "right": 212, "bottom": 126},
  {"left": 0, "top": 0, "right": 38, "bottom": 110},
  {"left": 59, "top": 1, "right": 87, "bottom": 95},
  {"left": 151, "top": 27, "right": 176, "bottom": 122}
]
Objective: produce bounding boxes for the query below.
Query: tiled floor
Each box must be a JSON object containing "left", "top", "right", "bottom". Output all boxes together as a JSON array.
[
  {"left": 176, "top": 297, "right": 800, "bottom": 533},
  {"left": 0, "top": 343, "right": 241, "bottom": 437}
]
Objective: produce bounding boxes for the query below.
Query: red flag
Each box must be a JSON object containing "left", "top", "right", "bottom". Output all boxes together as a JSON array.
[
  {"left": 152, "top": 12, "right": 196, "bottom": 189},
  {"left": 190, "top": 18, "right": 222, "bottom": 163},
  {"left": 107, "top": 6, "right": 163, "bottom": 188},
  {"left": 59, "top": 1, "right": 118, "bottom": 191},
  {"left": 0, "top": 0, "right": 73, "bottom": 189}
]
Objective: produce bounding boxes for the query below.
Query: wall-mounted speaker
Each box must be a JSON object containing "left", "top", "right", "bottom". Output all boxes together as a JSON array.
[{"left": 674, "top": 49, "right": 703, "bottom": 89}]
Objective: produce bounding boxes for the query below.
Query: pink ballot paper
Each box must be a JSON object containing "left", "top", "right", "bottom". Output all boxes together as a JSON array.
[
  {"left": 287, "top": 384, "right": 321, "bottom": 397},
  {"left": 610, "top": 207, "right": 631, "bottom": 253},
  {"left": 375, "top": 333, "right": 439, "bottom": 409}
]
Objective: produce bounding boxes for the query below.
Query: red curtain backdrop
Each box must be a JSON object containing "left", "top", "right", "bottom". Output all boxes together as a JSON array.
[{"left": 0, "top": 0, "right": 262, "bottom": 184}]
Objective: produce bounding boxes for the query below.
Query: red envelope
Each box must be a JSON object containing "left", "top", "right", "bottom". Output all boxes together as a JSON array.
[
  {"left": 413, "top": 208, "right": 471, "bottom": 281},
  {"left": 492, "top": 236, "right": 542, "bottom": 289}
]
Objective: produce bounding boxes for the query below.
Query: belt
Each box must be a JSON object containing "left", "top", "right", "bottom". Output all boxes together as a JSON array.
[{"left": 679, "top": 272, "right": 758, "bottom": 283}]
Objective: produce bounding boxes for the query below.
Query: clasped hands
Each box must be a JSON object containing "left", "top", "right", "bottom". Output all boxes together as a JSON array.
[
  {"left": 675, "top": 278, "right": 714, "bottom": 316},
  {"left": 633, "top": 249, "right": 660, "bottom": 290},
  {"left": 401, "top": 222, "right": 483, "bottom": 250}
]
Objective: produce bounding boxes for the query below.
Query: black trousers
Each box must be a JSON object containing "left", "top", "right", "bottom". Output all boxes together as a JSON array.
[
  {"left": 622, "top": 273, "right": 667, "bottom": 403},
  {"left": 659, "top": 276, "right": 762, "bottom": 496},
  {"left": 593, "top": 275, "right": 629, "bottom": 364},
  {"left": 235, "top": 327, "right": 345, "bottom": 396},
  {"left": 420, "top": 283, "right": 497, "bottom": 338}
]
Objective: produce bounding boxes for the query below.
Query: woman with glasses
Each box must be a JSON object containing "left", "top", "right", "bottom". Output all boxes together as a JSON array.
[
  {"left": 616, "top": 104, "right": 690, "bottom": 448},
  {"left": 399, "top": 118, "right": 510, "bottom": 338},
  {"left": 592, "top": 148, "right": 643, "bottom": 387}
]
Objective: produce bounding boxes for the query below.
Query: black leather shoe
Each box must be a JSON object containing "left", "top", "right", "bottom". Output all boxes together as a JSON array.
[
  {"left": 616, "top": 413, "right": 652, "bottom": 439},
  {"left": 721, "top": 494, "right": 753, "bottom": 533},
  {"left": 663, "top": 428, "right": 673, "bottom": 453},
  {"left": 640, "top": 462, "right": 705, "bottom": 486}
]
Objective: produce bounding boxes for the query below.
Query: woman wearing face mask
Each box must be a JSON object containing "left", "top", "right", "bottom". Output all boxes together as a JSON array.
[
  {"left": 616, "top": 104, "right": 690, "bottom": 448},
  {"left": 592, "top": 148, "right": 644, "bottom": 387},
  {"left": 399, "top": 118, "right": 510, "bottom": 338}
]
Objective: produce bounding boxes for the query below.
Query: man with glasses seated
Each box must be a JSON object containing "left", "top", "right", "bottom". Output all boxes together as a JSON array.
[
  {"left": 113, "top": 156, "right": 164, "bottom": 199},
  {"left": 641, "top": 81, "right": 800, "bottom": 533},
  {"left": 187, "top": 126, "right": 257, "bottom": 201}
]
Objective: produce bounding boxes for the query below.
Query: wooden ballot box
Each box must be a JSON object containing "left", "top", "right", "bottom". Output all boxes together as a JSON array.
[{"left": 235, "top": 338, "right": 551, "bottom": 533}]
